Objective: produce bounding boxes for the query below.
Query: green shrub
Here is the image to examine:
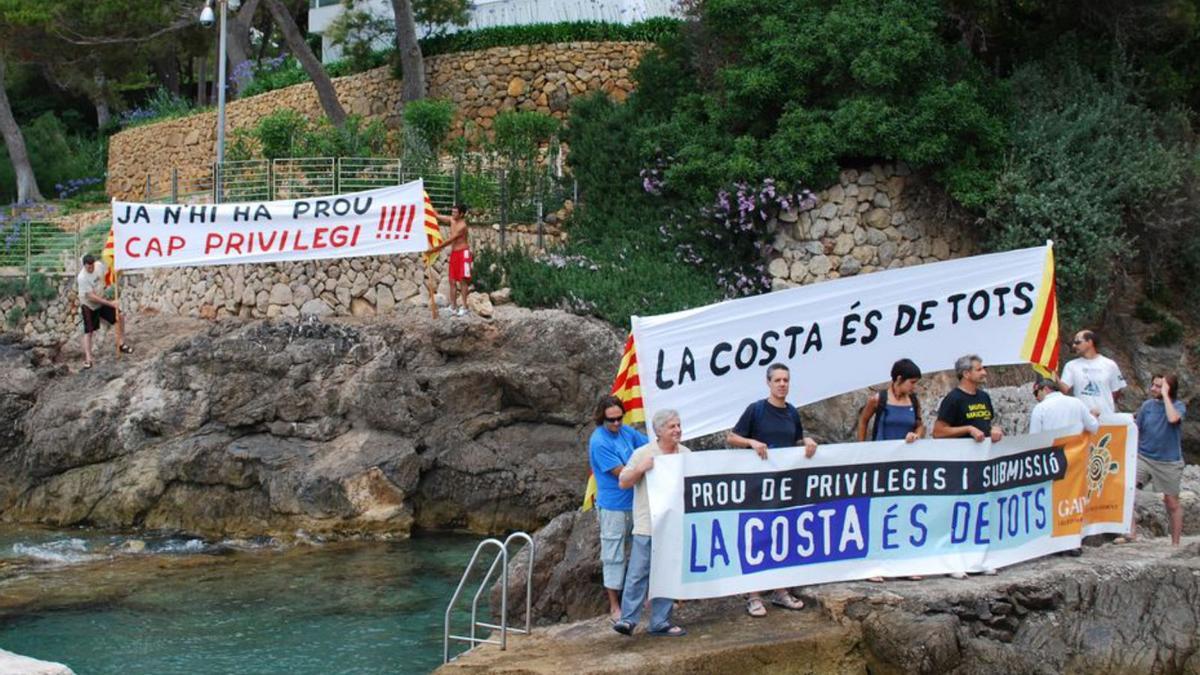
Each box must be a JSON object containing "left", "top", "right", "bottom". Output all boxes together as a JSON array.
[
  {"left": 118, "top": 87, "right": 198, "bottom": 128},
  {"left": 983, "top": 56, "right": 1190, "bottom": 326},
  {"left": 420, "top": 18, "right": 680, "bottom": 57},
  {"left": 5, "top": 307, "right": 23, "bottom": 329},
  {"left": 239, "top": 110, "right": 388, "bottom": 161},
  {"left": 403, "top": 99, "right": 456, "bottom": 156},
  {"left": 238, "top": 57, "right": 309, "bottom": 99},
  {"left": 0, "top": 113, "right": 108, "bottom": 203}
]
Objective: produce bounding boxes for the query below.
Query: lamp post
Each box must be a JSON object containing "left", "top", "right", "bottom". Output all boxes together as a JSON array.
[{"left": 200, "top": 0, "right": 241, "bottom": 201}]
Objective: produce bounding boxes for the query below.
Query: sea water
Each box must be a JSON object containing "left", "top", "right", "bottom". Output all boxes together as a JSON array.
[{"left": 0, "top": 527, "right": 485, "bottom": 674}]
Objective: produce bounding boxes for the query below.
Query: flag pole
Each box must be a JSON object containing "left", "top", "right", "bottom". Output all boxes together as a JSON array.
[{"left": 113, "top": 272, "right": 122, "bottom": 360}]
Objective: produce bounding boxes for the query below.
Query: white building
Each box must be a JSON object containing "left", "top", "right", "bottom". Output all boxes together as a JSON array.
[{"left": 308, "top": 0, "right": 678, "bottom": 63}]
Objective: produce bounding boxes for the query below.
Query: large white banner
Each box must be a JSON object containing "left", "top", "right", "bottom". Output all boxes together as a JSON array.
[
  {"left": 647, "top": 418, "right": 1136, "bottom": 599},
  {"left": 113, "top": 181, "right": 429, "bottom": 270},
  {"left": 631, "top": 244, "right": 1058, "bottom": 440}
]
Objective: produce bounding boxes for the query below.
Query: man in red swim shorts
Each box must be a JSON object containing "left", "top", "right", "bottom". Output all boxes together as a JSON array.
[{"left": 434, "top": 203, "right": 472, "bottom": 316}]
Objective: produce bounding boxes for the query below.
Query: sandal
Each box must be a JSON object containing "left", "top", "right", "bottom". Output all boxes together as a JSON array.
[
  {"left": 770, "top": 591, "right": 805, "bottom": 611},
  {"left": 648, "top": 624, "right": 687, "bottom": 637},
  {"left": 867, "top": 576, "right": 885, "bottom": 583},
  {"left": 746, "top": 597, "right": 767, "bottom": 617},
  {"left": 81, "top": 361, "right": 93, "bottom": 370},
  {"left": 1113, "top": 536, "right": 1137, "bottom": 544},
  {"left": 119, "top": 344, "right": 134, "bottom": 354},
  {"left": 612, "top": 620, "right": 634, "bottom": 636}
]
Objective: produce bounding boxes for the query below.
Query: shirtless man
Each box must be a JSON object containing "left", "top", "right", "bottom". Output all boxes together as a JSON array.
[{"left": 433, "top": 203, "right": 472, "bottom": 316}]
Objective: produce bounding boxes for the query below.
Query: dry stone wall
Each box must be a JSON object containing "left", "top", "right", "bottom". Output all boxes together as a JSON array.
[
  {"left": 768, "top": 162, "right": 976, "bottom": 288},
  {"left": 2, "top": 226, "right": 557, "bottom": 345},
  {"left": 107, "top": 42, "right": 649, "bottom": 200}
]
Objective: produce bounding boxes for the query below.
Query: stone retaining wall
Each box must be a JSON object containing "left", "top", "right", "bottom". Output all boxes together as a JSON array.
[
  {"left": 107, "top": 42, "right": 649, "bottom": 200},
  {"left": 2, "top": 225, "right": 559, "bottom": 344},
  {"left": 768, "top": 162, "right": 975, "bottom": 288}
]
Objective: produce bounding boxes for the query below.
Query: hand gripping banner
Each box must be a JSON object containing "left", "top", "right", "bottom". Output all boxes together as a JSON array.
[
  {"left": 630, "top": 243, "right": 1059, "bottom": 441},
  {"left": 113, "top": 181, "right": 428, "bottom": 270},
  {"left": 646, "top": 419, "right": 1136, "bottom": 600}
]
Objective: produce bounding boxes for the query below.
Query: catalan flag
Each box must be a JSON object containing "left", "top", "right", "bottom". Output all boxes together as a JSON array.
[
  {"left": 1021, "top": 243, "right": 1060, "bottom": 378},
  {"left": 582, "top": 333, "right": 645, "bottom": 511},
  {"left": 100, "top": 228, "right": 116, "bottom": 286},
  {"left": 422, "top": 192, "right": 444, "bottom": 267}
]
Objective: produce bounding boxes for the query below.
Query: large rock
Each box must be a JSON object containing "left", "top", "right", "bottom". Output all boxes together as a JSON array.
[
  {"left": 0, "top": 307, "right": 622, "bottom": 539},
  {"left": 0, "top": 649, "right": 74, "bottom": 675}
]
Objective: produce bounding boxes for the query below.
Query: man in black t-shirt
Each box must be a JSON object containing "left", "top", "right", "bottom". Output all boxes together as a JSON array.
[
  {"left": 726, "top": 363, "right": 815, "bottom": 617},
  {"left": 933, "top": 353, "right": 1004, "bottom": 443},
  {"left": 727, "top": 363, "right": 818, "bottom": 459}
]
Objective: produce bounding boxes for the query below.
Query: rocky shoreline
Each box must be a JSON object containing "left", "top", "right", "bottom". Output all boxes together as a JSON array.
[{"left": 0, "top": 306, "right": 622, "bottom": 539}]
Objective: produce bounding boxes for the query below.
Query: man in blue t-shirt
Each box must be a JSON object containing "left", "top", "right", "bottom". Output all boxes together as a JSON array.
[
  {"left": 588, "top": 395, "right": 649, "bottom": 622},
  {"left": 726, "top": 363, "right": 816, "bottom": 617},
  {"left": 1133, "top": 373, "right": 1187, "bottom": 545}
]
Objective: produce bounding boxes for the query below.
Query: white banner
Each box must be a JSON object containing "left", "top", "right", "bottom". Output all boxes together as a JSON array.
[
  {"left": 631, "top": 244, "right": 1057, "bottom": 440},
  {"left": 113, "top": 181, "right": 429, "bottom": 270},
  {"left": 647, "top": 418, "right": 1136, "bottom": 600}
]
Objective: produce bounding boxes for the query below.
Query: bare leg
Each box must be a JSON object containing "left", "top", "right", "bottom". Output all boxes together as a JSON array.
[
  {"left": 115, "top": 312, "right": 125, "bottom": 348},
  {"left": 458, "top": 280, "right": 470, "bottom": 311},
  {"left": 82, "top": 331, "right": 94, "bottom": 364},
  {"left": 606, "top": 588, "right": 621, "bottom": 620},
  {"left": 1165, "top": 495, "right": 1183, "bottom": 545}
]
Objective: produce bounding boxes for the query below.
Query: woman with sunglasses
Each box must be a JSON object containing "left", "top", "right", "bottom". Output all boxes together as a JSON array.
[{"left": 588, "top": 395, "right": 649, "bottom": 623}]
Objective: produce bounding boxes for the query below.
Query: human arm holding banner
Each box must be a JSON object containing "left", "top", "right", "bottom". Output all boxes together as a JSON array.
[
  {"left": 618, "top": 449, "right": 653, "bottom": 489},
  {"left": 727, "top": 430, "right": 769, "bottom": 460}
]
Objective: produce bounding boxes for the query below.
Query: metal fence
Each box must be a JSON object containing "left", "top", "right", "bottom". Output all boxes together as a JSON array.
[{"left": 0, "top": 155, "right": 577, "bottom": 279}]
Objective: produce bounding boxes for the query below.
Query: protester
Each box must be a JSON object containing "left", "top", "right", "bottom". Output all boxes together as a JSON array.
[
  {"left": 1059, "top": 330, "right": 1127, "bottom": 417},
  {"left": 934, "top": 354, "right": 1001, "bottom": 577},
  {"left": 855, "top": 358, "right": 925, "bottom": 581},
  {"left": 726, "top": 362, "right": 813, "bottom": 616},
  {"left": 1126, "top": 374, "right": 1187, "bottom": 546},
  {"left": 432, "top": 203, "right": 472, "bottom": 316},
  {"left": 612, "top": 409, "right": 689, "bottom": 638},
  {"left": 587, "top": 395, "right": 648, "bottom": 622},
  {"left": 76, "top": 253, "right": 132, "bottom": 369},
  {"left": 1029, "top": 377, "right": 1099, "bottom": 435},
  {"left": 933, "top": 354, "right": 1003, "bottom": 443},
  {"left": 856, "top": 358, "right": 925, "bottom": 443}
]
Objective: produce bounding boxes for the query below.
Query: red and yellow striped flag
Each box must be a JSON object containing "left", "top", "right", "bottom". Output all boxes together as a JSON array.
[
  {"left": 582, "top": 333, "right": 645, "bottom": 511},
  {"left": 1021, "top": 244, "right": 1060, "bottom": 378},
  {"left": 421, "top": 192, "right": 444, "bottom": 267},
  {"left": 101, "top": 228, "right": 116, "bottom": 286}
]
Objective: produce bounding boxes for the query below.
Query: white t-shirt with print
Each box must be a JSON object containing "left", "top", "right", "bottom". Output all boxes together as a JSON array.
[{"left": 1061, "top": 355, "right": 1126, "bottom": 416}]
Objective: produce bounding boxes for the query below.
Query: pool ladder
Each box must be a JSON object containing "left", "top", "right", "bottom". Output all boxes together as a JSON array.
[{"left": 442, "top": 531, "right": 535, "bottom": 664}]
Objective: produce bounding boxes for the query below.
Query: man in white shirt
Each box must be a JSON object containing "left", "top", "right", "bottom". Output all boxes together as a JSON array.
[
  {"left": 1030, "top": 378, "right": 1099, "bottom": 435},
  {"left": 1059, "top": 330, "right": 1126, "bottom": 417},
  {"left": 76, "top": 254, "right": 132, "bottom": 369}
]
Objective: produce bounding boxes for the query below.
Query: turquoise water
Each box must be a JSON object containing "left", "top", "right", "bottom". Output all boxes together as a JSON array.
[{"left": 0, "top": 528, "right": 486, "bottom": 674}]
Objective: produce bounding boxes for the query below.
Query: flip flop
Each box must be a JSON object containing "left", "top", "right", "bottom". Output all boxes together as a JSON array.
[
  {"left": 746, "top": 597, "right": 767, "bottom": 617},
  {"left": 612, "top": 620, "right": 633, "bottom": 636},
  {"left": 1113, "top": 536, "right": 1137, "bottom": 544},
  {"left": 648, "top": 624, "right": 687, "bottom": 637},
  {"left": 867, "top": 576, "right": 885, "bottom": 583},
  {"left": 81, "top": 361, "right": 93, "bottom": 370},
  {"left": 770, "top": 592, "right": 804, "bottom": 610},
  {"left": 119, "top": 344, "right": 134, "bottom": 354}
]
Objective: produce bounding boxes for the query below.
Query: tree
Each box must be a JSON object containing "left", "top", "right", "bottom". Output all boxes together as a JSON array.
[
  {"left": 0, "top": 57, "right": 44, "bottom": 202},
  {"left": 226, "top": 0, "right": 261, "bottom": 96},
  {"left": 263, "top": 0, "right": 347, "bottom": 126},
  {"left": 390, "top": 0, "right": 425, "bottom": 102}
]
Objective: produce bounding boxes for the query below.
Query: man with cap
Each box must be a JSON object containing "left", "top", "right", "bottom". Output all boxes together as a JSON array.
[{"left": 76, "top": 254, "right": 132, "bottom": 369}]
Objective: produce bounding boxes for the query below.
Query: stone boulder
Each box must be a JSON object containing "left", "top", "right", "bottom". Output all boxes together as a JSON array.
[{"left": 491, "top": 510, "right": 605, "bottom": 626}]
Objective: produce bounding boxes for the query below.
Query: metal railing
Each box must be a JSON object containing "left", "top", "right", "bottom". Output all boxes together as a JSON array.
[{"left": 443, "top": 531, "right": 534, "bottom": 664}]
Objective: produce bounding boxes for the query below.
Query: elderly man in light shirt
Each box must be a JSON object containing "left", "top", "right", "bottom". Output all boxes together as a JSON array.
[{"left": 1030, "top": 377, "right": 1099, "bottom": 435}]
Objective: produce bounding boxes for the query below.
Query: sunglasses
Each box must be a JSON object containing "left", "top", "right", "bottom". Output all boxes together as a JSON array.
[{"left": 603, "top": 416, "right": 623, "bottom": 424}]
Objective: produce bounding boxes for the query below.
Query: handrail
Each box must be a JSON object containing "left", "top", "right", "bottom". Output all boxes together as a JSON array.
[
  {"left": 443, "top": 537, "right": 505, "bottom": 665},
  {"left": 442, "top": 531, "right": 536, "bottom": 664}
]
